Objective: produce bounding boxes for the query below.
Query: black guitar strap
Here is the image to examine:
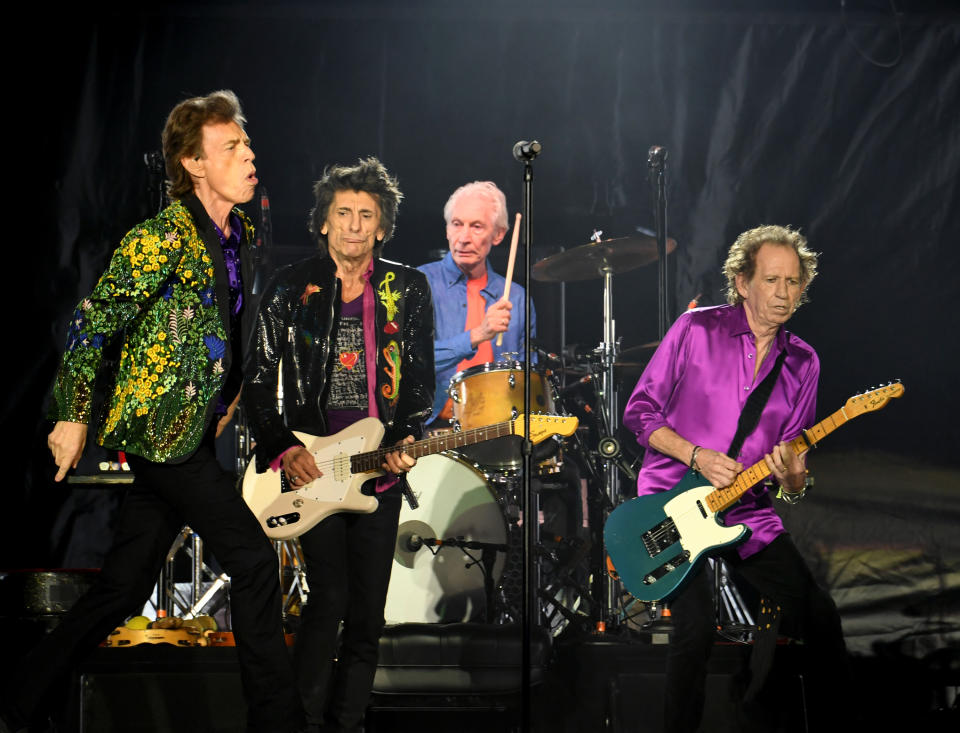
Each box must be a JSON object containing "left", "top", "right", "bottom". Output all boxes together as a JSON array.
[
  {"left": 724, "top": 347, "right": 787, "bottom": 701},
  {"left": 726, "top": 349, "right": 787, "bottom": 459}
]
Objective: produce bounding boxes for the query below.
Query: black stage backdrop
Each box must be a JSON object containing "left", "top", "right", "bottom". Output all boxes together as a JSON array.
[{"left": 4, "top": 0, "right": 959, "bottom": 657}]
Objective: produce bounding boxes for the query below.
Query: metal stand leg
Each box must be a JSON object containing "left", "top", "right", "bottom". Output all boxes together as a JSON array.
[
  {"left": 275, "top": 539, "right": 309, "bottom": 622},
  {"left": 148, "top": 526, "right": 232, "bottom": 623},
  {"left": 709, "top": 557, "right": 754, "bottom": 642}
]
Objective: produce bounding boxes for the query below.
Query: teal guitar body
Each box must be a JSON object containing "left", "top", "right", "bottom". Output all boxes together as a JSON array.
[{"left": 604, "top": 469, "right": 749, "bottom": 603}]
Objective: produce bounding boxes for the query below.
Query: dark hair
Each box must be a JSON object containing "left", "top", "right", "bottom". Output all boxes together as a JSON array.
[
  {"left": 161, "top": 90, "right": 247, "bottom": 200},
  {"left": 308, "top": 157, "right": 403, "bottom": 256}
]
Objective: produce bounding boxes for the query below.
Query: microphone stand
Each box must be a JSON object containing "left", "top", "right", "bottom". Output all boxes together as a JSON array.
[
  {"left": 514, "top": 139, "right": 540, "bottom": 733},
  {"left": 648, "top": 146, "right": 669, "bottom": 337}
]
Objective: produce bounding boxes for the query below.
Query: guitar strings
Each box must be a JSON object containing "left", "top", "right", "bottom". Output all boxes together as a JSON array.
[{"left": 300, "top": 423, "right": 516, "bottom": 475}]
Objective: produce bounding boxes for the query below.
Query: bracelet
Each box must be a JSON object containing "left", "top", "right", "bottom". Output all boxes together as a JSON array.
[
  {"left": 777, "top": 473, "right": 814, "bottom": 505},
  {"left": 690, "top": 445, "right": 701, "bottom": 472}
]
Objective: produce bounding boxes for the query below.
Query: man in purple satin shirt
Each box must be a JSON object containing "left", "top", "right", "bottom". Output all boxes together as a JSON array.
[{"left": 623, "top": 225, "right": 850, "bottom": 732}]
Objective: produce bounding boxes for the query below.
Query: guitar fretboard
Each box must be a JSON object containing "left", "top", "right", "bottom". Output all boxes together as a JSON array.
[
  {"left": 705, "top": 404, "right": 852, "bottom": 513},
  {"left": 350, "top": 420, "right": 515, "bottom": 473}
]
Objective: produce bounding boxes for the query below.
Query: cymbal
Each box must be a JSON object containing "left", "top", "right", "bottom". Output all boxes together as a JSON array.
[
  {"left": 618, "top": 340, "right": 661, "bottom": 360},
  {"left": 533, "top": 235, "right": 677, "bottom": 282},
  {"left": 611, "top": 362, "right": 648, "bottom": 377}
]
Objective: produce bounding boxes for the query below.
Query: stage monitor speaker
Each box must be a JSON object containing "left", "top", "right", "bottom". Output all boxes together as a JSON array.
[{"left": 77, "top": 648, "right": 245, "bottom": 732}]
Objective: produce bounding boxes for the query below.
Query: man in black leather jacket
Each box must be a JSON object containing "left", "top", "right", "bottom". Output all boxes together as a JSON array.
[{"left": 243, "top": 157, "right": 434, "bottom": 733}]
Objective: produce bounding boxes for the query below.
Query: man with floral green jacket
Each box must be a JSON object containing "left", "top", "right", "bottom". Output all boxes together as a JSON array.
[{"left": 10, "top": 91, "right": 305, "bottom": 733}]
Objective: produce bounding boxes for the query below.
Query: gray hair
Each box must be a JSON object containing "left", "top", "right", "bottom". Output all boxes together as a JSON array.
[
  {"left": 723, "top": 224, "right": 819, "bottom": 307},
  {"left": 443, "top": 181, "right": 508, "bottom": 233}
]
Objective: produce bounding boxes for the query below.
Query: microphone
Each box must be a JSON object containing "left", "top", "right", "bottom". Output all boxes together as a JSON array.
[
  {"left": 559, "top": 374, "right": 593, "bottom": 397},
  {"left": 512, "top": 140, "right": 542, "bottom": 161},
  {"left": 647, "top": 145, "right": 667, "bottom": 169},
  {"left": 406, "top": 534, "right": 441, "bottom": 551},
  {"left": 597, "top": 436, "right": 638, "bottom": 482},
  {"left": 532, "top": 345, "right": 562, "bottom": 368}
]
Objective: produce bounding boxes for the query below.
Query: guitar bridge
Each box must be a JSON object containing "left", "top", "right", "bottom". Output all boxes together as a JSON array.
[
  {"left": 642, "top": 550, "right": 690, "bottom": 586},
  {"left": 641, "top": 518, "right": 680, "bottom": 557}
]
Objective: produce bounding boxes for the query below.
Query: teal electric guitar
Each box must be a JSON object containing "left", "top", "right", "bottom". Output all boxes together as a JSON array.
[{"left": 604, "top": 382, "right": 904, "bottom": 603}]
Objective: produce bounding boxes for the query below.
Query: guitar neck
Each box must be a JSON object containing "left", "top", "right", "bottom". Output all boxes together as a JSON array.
[
  {"left": 705, "top": 404, "right": 851, "bottom": 513},
  {"left": 350, "top": 420, "right": 515, "bottom": 473}
]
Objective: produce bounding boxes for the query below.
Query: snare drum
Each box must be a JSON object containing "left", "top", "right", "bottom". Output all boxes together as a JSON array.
[
  {"left": 384, "top": 453, "right": 508, "bottom": 624},
  {"left": 448, "top": 361, "right": 556, "bottom": 470}
]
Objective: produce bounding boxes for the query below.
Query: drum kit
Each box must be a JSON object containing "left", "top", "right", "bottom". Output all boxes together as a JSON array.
[{"left": 384, "top": 230, "right": 675, "bottom": 634}]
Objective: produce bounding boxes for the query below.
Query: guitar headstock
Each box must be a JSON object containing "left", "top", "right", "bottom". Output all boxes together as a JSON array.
[
  {"left": 516, "top": 414, "right": 579, "bottom": 444},
  {"left": 845, "top": 381, "right": 904, "bottom": 416}
]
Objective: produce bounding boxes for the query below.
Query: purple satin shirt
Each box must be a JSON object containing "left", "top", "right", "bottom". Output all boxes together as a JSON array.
[
  {"left": 622, "top": 304, "right": 819, "bottom": 558},
  {"left": 212, "top": 213, "right": 243, "bottom": 317}
]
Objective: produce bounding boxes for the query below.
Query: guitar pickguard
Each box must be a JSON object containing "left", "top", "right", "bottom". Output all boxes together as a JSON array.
[{"left": 296, "top": 433, "right": 370, "bottom": 504}]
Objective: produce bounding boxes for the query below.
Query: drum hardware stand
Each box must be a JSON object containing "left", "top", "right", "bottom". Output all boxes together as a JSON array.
[
  {"left": 154, "top": 526, "right": 231, "bottom": 621},
  {"left": 596, "top": 436, "right": 637, "bottom": 483},
  {"left": 413, "top": 536, "right": 511, "bottom": 624},
  {"left": 535, "top": 537, "right": 597, "bottom": 635},
  {"left": 276, "top": 539, "right": 309, "bottom": 621},
  {"left": 596, "top": 262, "right": 623, "bottom": 631},
  {"left": 710, "top": 557, "right": 755, "bottom": 642}
]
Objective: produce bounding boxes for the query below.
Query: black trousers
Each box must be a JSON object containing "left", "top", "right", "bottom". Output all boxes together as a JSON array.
[
  {"left": 294, "top": 484, "right": 402, "bottom": 733},
  {"left": 664, "top": 534, "right": 850, "bottom": 733},
  {"left": 16, "top": 436, "right": 304, "bottom": 733}
]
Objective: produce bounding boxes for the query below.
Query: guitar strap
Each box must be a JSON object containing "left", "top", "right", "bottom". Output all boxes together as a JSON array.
[
  {"left": 726, "top": 349, "right": 787, "bottom": 459},
  {"left": 724, "top": 347, "right": 787, "bottom": 702}
]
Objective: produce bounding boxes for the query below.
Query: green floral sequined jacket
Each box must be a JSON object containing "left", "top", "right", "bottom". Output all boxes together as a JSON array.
[{"left": 50, "top": 195, "right": 254, "bottom": 463}]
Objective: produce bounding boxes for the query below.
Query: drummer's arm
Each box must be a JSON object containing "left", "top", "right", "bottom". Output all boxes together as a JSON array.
[{"left": 434, "top": 330, "right": 475, "bottom": 371}]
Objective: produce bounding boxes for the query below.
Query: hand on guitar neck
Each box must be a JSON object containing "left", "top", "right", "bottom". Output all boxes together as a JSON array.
[
  {"left": 382, "top": 435, "right": 416, "bottom": 474},
  {"left": 763, "top": 440, "right": 807, "bottom": 493},
  {"left": 651, "top": 428, "right": 805, "bottom": 493},
  {"left": 282, "top": 434, "right": 416, "bottom": 487}
]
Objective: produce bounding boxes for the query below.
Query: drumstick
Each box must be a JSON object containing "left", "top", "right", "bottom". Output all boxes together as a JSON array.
[{"left": 496, "top": 212, "right": 522, "bottom": 347}]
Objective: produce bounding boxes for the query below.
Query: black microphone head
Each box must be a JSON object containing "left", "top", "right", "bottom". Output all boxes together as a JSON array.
[
  {"left": 513, "top": 140, "right": 542, "bottom": 161},
  {"left": 647, "top": 146, "right": 667, "bottom": 166}
]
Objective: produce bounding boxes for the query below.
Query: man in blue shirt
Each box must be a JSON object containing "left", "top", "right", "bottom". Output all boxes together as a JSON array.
[{"left": 417, "top": 181, "right": 536, "bottom": 427}]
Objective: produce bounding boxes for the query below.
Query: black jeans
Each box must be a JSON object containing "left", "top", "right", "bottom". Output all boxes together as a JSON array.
[
  {"left": 16, "top": 436, "right": 304, "bottom": 733},
  {"left": 294, "top": 484, "right": 402, "bottom": 732},
  {"left": 664, "top": 534, "right": 850, "bottom": 733}
]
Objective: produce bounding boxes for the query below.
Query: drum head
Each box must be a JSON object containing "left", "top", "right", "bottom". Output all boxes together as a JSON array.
[
  {"left": 385, "top": 453, "right": 507, "bottom": 624},
  {"left": 449, "top": 362, "right": 556, "bottom": 470}
]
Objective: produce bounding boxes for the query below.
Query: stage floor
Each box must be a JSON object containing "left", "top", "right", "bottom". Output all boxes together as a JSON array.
[{"left": 4, "top": 627, "right": 956, "bottom": 733}]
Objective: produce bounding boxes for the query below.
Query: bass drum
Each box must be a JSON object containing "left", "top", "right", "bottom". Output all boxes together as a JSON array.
[{"left": 385, "top": 453, "right": 507, "bottom": 624}]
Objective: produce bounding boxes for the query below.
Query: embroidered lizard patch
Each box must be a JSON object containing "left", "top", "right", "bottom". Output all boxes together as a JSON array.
[
  {"left": 377, "top": 272, "right": 401, "bottom": 323},
  {"left": 381, "top": 340, "right": 401, "bottom": 405}
]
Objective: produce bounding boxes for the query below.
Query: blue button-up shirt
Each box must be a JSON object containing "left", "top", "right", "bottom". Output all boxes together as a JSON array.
[{"left": 418, "top": 252, "right": 537, "bottom": 421}]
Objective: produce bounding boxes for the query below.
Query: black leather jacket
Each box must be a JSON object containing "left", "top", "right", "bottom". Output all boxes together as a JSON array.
[{"left": 243, "top": 254, "right": 435, "bottom": 472}]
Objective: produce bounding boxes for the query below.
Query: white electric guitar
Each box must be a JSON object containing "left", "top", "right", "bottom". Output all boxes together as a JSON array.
[{"left": 242, "top": 414, "right": 578, "bottom": 540}]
